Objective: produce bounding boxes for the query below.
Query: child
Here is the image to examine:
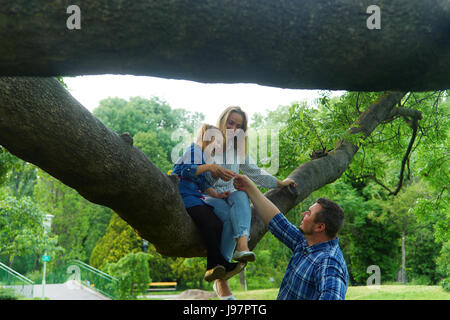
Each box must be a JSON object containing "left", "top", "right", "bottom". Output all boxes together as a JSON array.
[{"left": 172, "top": 124, "right": 245, "bottom": 282}]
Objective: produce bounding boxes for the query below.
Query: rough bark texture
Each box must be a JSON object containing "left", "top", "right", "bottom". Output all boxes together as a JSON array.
[
  {"left": 0, "top": 77, "right": 405, "bottom": 256},
  {"left": 0, "top": 0, "right": 449, "bottom": 90},
  {"left": 0, "top": 77, "right": 203, "bottom": 257}
]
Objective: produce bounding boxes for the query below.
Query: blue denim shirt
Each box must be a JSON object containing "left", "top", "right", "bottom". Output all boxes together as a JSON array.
[{"left": 172, "top": 143, "right": 213, "bottom": 208}]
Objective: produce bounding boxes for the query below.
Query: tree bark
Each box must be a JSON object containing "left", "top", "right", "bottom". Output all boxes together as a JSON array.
[
  {"left": 0, "top": 77, "right": 406, "bottom": 257},
  {"left": 0, "top": 1, "right": 449, "bottom": 90},
  {"left": 401, "top": 230, "right": 407, "bottom": 284}
]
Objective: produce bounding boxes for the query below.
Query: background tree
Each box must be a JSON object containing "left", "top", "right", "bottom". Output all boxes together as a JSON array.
[{"left": 104, "top": 252, "right": 151, "bottom": 300}]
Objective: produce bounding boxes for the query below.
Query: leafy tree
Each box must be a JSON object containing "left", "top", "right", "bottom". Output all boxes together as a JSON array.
[
  {"left": 89, "top": 214, "right": 142, "bottom": 270},
  {"left": 0, "top": 195, "right": 51, "bottom": 268},
  {"left": 34, "top": 169, "right": 112, "bottom": 262},
  {"left": 104, "top": 252, "right": 151, "bottom": 300},
  {"left": 6, "top": 160, "right": 37, "bottom": 198}
]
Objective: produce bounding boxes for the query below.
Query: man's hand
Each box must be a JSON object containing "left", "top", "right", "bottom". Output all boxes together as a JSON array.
[{"left": 233, "top": 174, "right": 255, "bottom": 193}]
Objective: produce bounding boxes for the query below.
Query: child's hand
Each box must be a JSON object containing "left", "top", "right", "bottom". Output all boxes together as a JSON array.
[{"left": 216, "top": 191, "right": 231, "bottom": 199}]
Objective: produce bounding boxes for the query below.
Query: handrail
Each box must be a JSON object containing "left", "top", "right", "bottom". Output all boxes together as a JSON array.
[
  {"left": 71, "top": 260, "right": 118, "bottom": 282},
  {"left": 0, "top": 261, "right": 34, "bottom": 285},
  {"left": 69, "top": 260, "right": 118, "bottom": 299}
]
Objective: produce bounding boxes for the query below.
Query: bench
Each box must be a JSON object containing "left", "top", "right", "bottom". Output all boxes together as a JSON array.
[{"left": 148, "top": 282, "right": 177, "bottom": 291}]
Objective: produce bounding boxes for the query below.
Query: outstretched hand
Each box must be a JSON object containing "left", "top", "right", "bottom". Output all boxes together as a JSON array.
[
  {"left": 233, "top": 174, "right": 253, "bottom": 193},
  {"left": 209, "top": 164, "right": 236, "bottom": 181}
]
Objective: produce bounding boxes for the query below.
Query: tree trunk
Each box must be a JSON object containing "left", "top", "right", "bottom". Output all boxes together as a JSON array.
[
  {"left": 239, "top": 270, "right": 247, "bottom": 291},
  {"left": 401, "top": 230, "right": 406, "bottom": 284},
  {"left": 0, "top": 1, "right": 448, "bottom": 90},
  {"left": 0, "top": 77, "right": 405, "bottom": 257}
]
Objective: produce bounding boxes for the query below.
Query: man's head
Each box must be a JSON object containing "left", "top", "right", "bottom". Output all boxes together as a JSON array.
[{"left": 299, "top": 198, "right": 344, "bottom": 240}]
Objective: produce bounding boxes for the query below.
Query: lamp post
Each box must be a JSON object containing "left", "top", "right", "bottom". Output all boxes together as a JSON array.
[
  {"left": 42, "top": 214, "right": 54, "bottom": 300},
  {"left": 142, "top": 239, "right": 149, "bottom": 253}
]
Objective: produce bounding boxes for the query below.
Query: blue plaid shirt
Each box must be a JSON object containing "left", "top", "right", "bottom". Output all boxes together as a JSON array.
[{"left": 268, "top": 213, "right": 349, "bottom": 300}]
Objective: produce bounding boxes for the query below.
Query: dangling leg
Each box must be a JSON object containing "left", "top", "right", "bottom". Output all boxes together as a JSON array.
[{"left": 227, "top": 191, "right": 256, "bottom": 262}]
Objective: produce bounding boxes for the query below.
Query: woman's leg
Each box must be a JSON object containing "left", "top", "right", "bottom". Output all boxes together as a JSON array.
[
  {"left": 227, "top": 191, "right": 252, "bottom": 251},
  {"left": 203, "top": 197, "right": 236, "bottom": 262}
]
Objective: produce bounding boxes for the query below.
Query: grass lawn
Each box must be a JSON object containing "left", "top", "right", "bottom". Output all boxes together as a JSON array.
[{"left": 232, "top": 285, "right": 450, "bottom": 300}]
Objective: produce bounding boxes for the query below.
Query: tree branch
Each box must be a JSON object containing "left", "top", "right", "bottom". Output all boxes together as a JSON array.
[
  {"left": 0, "top": 77, "right": 406, "bottom": 256},
  {"left": 0, "top": 1, "right": 449, "bottom": 90}
]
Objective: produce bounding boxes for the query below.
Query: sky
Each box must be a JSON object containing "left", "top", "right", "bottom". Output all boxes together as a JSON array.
[{"left": 64, "top": 75, "right": 343, "bottom": 125}]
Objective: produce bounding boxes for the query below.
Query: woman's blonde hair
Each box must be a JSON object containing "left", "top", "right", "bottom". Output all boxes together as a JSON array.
[{"left": 216, "top": 106, "right": 248, "bottom": 155}]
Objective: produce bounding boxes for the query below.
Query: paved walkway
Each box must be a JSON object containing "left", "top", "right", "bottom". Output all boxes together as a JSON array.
[{"left": 33, "top": 281, "right": 110, "bottom": 300}]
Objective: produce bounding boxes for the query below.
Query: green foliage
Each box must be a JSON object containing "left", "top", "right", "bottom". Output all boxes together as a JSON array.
[
  {"left": 0, "top": 195, "right": 47, "bottom": 267},
  {"left": 92, "top": 96, "right": 205, "bottom": 173},
  {"left": 440, "top": 277, "right": 450, "bottom": 292},
  {"left": 33, "top": 169, "right": 112, "bottom": 264},
  {"left": 0, "top": 287, "right": 20, "bottom": 300},
  {"left": 89, "top": 214, "right": 142, "bottom": 270},
  {"left": 0, "top": 147, "right": 18, "bottom": 186},
  {"left": 134, "top": 131, "right": 172, "bottom": 173},
  {"left": 104, "top": 252, "right": 151, "bottom": 300},
  {"left": 250, "top": 90, "right": 449, "bottom": 286}
]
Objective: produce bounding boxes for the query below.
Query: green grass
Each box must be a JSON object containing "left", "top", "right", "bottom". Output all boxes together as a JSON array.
[
  {"left": 345, "top": 285, "right": 450, "bottom": 300},
  {"left": 138, "top": 285, "right": 450, "bottom": 300},
  {"left": 232, "top": 285, "right": 450, "bottom": 300}
]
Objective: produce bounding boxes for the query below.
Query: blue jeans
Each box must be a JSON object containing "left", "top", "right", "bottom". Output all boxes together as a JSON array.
[{"left": 204, "top": 191, "right": 251, "bottom": 262}]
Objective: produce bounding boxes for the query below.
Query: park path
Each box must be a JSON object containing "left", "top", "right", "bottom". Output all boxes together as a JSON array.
[{"left": 33, "top": 281, "right": 110, "bottom": 300}]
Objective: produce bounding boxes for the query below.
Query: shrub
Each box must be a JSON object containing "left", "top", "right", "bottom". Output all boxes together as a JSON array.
[
  {"left": 440, "top": 277, "right": 450, "bottom": 292},
  {"left": 103, "top": 252, "right": 151, "bottom": 300},
  {"left": 0, "top": 287, "right": 19, "bottom": 300}
]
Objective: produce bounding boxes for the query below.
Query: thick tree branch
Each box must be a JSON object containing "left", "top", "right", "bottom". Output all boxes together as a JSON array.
[
  {"left": 0, "top": 77, "right": 405, "bottom": 256},
  {"left": 0, "top": 77, "right": 203, "bottom": 257},
  {"left": 0, "top": 1, "right": 449, "bottom": 90},
  {"left": 248, "top": 91, "right": 407, "bottom": 248}
]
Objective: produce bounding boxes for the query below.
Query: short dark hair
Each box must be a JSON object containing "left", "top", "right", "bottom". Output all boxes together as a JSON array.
[{"left": 314, "top": 198, "right": 345, "bottom": 239}]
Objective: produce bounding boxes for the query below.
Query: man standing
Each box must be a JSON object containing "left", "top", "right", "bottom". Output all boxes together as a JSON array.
[{"left": 233, "top": 174, "right": 349, "bottom": 300}]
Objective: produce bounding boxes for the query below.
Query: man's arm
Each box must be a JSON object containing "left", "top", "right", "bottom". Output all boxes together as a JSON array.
[
  {"left": 233, "top": 174, "right": 280, "bottom": 225},
  {"left": 316, "top": 258, "right": 348, "bottom": 300}
]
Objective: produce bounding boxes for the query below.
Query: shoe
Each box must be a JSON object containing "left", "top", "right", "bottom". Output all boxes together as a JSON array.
[
  {"left": 204, "top": 265, "right": 226, "bottom": 282},
  {"left": 222, "top": 262, "right": 246, "bottom": 280},
  {"left": 213, "top": 281, "right": 236, "bottom": 300},
  {"left": 232, "top": 251, "right": 256, "bottom": 262}
]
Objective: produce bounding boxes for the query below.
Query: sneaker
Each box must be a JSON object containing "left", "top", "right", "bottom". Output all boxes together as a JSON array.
[
  {"left": 232, "top": 251, "right": 256, "bottom": 262},
  {"left": 213, "top": 281, "right": 235, "bottom": 300},
  {"left": 222, "top": 262, "right": 246, "bottom": 280},
  {"left": 204, "top": 265, "right": 226, "bottom": 282}
]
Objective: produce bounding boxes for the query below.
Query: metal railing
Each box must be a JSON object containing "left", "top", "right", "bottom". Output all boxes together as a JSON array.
[
  {"left": 0, "top": 261, "right": 34, "bottom": 298},
  {"left": 69, "top": 260, "right": 119, "bottom": 300}
]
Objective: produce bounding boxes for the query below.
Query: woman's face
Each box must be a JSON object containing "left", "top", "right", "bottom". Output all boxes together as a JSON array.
[{"left": 226, "top": 112, "right": 244, "bottom": 131}]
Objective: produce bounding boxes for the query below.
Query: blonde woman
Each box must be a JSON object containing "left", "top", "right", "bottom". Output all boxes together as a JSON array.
[
  {"left": 172, "top": 124, "right": 245, "bottom": 282},
  {"left": 205, "top": 106, "right": 297, "bottom": 299}
]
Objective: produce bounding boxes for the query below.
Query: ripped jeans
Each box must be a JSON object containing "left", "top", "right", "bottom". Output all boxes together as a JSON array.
[{"left": 204, "top": 191, "right": 251, "bottom": 262}]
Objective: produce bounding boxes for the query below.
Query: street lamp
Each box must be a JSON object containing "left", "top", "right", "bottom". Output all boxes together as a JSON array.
[
  {"left": 42, "top": 214, "right": 54, "bottom": 300},
  {"left": 142, "top": 239, "right": 149, "bottom": 253}
]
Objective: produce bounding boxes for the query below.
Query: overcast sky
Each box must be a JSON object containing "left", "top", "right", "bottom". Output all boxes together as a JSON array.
[{"left": 64, "top": 75, "right": 343, "bottom": 125}]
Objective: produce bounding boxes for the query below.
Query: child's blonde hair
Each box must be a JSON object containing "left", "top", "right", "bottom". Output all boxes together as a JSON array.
[{"left": 195, "top": 124, "right": 223, "bottom": 151}]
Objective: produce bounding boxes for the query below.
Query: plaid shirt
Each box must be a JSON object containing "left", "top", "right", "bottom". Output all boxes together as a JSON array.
[{"left": 268, "top": 213, "right": 349, "bottom": 300}]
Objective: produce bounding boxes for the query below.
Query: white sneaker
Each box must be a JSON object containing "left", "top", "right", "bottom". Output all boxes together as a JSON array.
[
  {"left": 213, "top": 281, "right": 236, "bottom": 300},
  {"left": 232, "top": 251, "right": 256, "bottom": 262}
]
